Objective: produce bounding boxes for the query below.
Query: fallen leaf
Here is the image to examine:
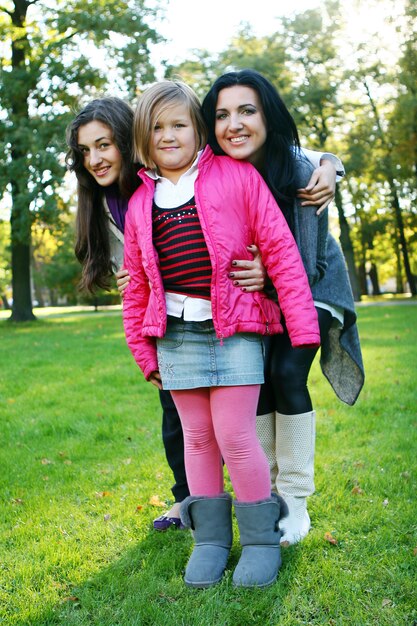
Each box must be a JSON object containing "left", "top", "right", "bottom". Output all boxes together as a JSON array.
[
  {"left": 62, "top": 596, "right": 80, "bottom": 603},
  {"left": 351, "top": 485, "right": 364, "bottom": 495},
  {"left": 149, "top": 495, "right": 166, "bottom": 507},
  {"left": 136, "top": 505, "right": 143, "bottom": 512},
  {"left": 382, "top": 598, "right": 392, "bottom": 608},
  {"left": 42, "top": 476, "right": 49, "bottom": 481},
  {"left": 64, "top": 460, "right": 72, "bottom": 465},
  {"left": 413, "top": 547, "right": 417, "bottom": 556},
  {"left": 11, "top": 498, "right": 24, "bottom": 505},
  {"left": 400, "top": 471, "right": 410, "bottom": 480},
  {"left": 324, "top": 531, "right": 338, "bottom": 545},
  {"left": 104, "top": 514, "right": 111, "bottom": 522},
  {"left": 41, "top": 458, "right": 52, "bottom": 465},
  {"left": 123, "top": 458, "right": 132, "bottom": 465},
  {"left": 95, "top": 491, "right": 111, "bottom": 498}
]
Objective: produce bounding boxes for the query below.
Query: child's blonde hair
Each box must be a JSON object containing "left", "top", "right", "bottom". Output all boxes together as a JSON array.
[{"left": 133, "top": 80, "right": 208, "bottom": 169}]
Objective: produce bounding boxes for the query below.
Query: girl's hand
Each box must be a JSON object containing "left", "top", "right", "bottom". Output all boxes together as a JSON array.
[
  {"left": 297, "top": 160, "right": 337, "bottom": 215},
  {"left": 116, "top": 268, "right": 130, "bottom": 295},
  {"left": 149, "top": 371, "right": 162, "bottom": 389},
  {"left": 229, "top": 245, "right": 266, "bottom": 292}
]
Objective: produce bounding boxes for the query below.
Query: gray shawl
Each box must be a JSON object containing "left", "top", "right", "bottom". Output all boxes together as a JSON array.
[{"left": 292, "top": 155, "right": 365, "bottom": 404}]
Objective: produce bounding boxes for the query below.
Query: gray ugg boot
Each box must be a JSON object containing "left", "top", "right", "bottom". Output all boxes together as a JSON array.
[
  {"left": 180, "top": 493, "right": 233, "bottom": 588},
  {"left": 233, "top": 493, "right": 288, "bottom": 588}
]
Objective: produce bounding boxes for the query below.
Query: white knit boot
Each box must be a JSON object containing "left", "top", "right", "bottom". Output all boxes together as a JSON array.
[
  {"left": 275, "top": 411, "right": 316, "bottom": 546},
  {"left": 256, "top": 412, "right": 278, "bottom": 493}
]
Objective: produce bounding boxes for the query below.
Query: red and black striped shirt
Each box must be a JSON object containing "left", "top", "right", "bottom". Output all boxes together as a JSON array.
[{"left": 152, "top": 197, "right": 212, "bottom": 300}]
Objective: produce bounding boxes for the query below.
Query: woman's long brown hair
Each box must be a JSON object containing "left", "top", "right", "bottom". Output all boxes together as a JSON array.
[{"left": 65, "top": 97, "right": 139, "bottom": 293}]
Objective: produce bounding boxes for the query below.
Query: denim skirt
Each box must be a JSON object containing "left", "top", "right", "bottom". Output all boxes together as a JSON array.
[{"left": 156, "top": 316, "right": 265, "bottom": 390}]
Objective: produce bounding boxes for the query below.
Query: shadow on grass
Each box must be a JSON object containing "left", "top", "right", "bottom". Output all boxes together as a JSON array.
[{"left": 20, "top": 522, "right": 301, "bottom": 626}]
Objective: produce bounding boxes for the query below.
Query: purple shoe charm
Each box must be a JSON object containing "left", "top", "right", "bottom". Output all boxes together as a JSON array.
[{"left": 153, "top": 514, "right": 186, "bottom": 531}]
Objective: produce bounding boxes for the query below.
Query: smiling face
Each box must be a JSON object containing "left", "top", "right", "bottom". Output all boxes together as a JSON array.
[
  {"left": 77, "top": 120, "right": 122, "bottom": 187},
  {"left": 149, "top": 101, "right": 198, "bottom": 183},
  {"left": 214, "top": 85, "right": 268, "bottom": 169}
]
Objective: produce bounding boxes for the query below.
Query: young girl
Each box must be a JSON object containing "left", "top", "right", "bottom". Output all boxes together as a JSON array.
[{"left": 122, "top": 80, "right": 320, "bottom": 589}]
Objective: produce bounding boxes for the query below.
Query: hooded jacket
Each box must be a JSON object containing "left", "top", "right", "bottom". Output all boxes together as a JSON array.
[{"left": 123, "top": 146, "right": 320, "bottom": 380}]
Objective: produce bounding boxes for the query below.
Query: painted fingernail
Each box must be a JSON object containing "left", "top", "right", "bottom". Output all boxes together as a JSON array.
[
  {"left": 232, "top": 261, "right": 237, "bottom": 266},
  {"left": 234, "top": 281, "right": 239, "bottom": 286},
  {"left": 229, "top": 272, "right": 235, "bottom": 278},
  {"left": 241, "top": 287, "right": 247, "bottom": 292}
]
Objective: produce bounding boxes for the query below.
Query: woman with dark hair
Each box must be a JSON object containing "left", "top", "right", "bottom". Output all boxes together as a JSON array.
[
  {"left": 65, "top": 97, "right": 190, "bottom": 529},
  {"left": 201, "top": 69, "right": 364, "bottom": 546},
  {"left": 66, "top": 97, "right": 138, "bottom": 292}
]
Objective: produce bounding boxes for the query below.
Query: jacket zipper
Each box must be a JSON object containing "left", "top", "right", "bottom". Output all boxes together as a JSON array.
[
  {"left": 194, "top": 179, "right": 225, "bottom": 343},
  {"left": 255, "top": 293, "right": 270, "bottom": 335}
]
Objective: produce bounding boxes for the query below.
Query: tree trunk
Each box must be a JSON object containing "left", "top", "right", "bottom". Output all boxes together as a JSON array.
[
  {"left": 334, "top": 187, "right": 361, "bottom": 301},
  {"left": 49, "top": 288, "right": 57, "bottom": 307},
  {"left": 358, "top": 262, "right": 368, "bottom": 296},
  {"left": 1, "top": 294, "right": 10, "bottom": 309},
  {"left": 394, "top": 234, "right": 404, "bottom": 293},
  {"left": 8, "top": 0, "right": 36, "bottom": 321},
  {"left": 31, "top": 251, "right": 45, "bottom": 307},
  {"left": 368, "top": 263, "right": 381, "bottom": 295},
  {"left": 10, "top": 239, "right": 36, "bottom": 321},
  {"left": 390, "top": 186, "right": 416, "bottom": 295},
  {"left": 358, "top": 225, "right": 368, "bottom": 296}
]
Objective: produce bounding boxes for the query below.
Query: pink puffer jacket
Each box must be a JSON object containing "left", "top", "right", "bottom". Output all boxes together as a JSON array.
[{"left": 123, "top": 146, "right": 320, "bottom": 380}]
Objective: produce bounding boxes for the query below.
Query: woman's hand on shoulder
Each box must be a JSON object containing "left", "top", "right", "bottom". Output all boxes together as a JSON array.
[
  {"left": 149, "top": 371, "right": 162, "bottom": 389},
  {"left": 297, "top": 160, "right": 336, "bottom": 215},
  {"left": 116, "top": 268, "right": 130, "bottom": 295},
  {"left": 229, "top": 245, "right": 266, "bottom": 292}
]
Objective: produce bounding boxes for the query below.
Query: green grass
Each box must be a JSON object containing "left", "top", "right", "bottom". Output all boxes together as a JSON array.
[{"left": 1, "top": 304, "right": 416, "bottom": 626}]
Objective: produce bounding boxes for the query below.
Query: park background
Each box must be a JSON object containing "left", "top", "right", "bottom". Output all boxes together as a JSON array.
[
  {"left": 1, "top": 1, "right": 416, "bottom": 625},
  {"left": 1, "top": 0, "right": 416, "bottom": 319}
]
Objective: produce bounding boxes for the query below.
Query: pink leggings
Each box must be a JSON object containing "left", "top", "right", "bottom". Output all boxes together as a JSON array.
[{"left": 171, "top": 385, "right": 271, "bottom": 502}]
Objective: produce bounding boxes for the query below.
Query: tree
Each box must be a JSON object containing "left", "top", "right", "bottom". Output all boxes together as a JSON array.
[
  {"left": 363, "top": 78, "right": 416, "bottom": 295},
  {"left": 0, "top": 0, "right": 161, "bottom": 321}
]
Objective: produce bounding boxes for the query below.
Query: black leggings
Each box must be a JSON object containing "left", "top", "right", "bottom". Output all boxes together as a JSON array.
[
  {"left": 158, "top": 389, "right": 190, "bottom": 503},
  {"left": 257, "top": 307, "right": 333, "bottom": 415}
]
